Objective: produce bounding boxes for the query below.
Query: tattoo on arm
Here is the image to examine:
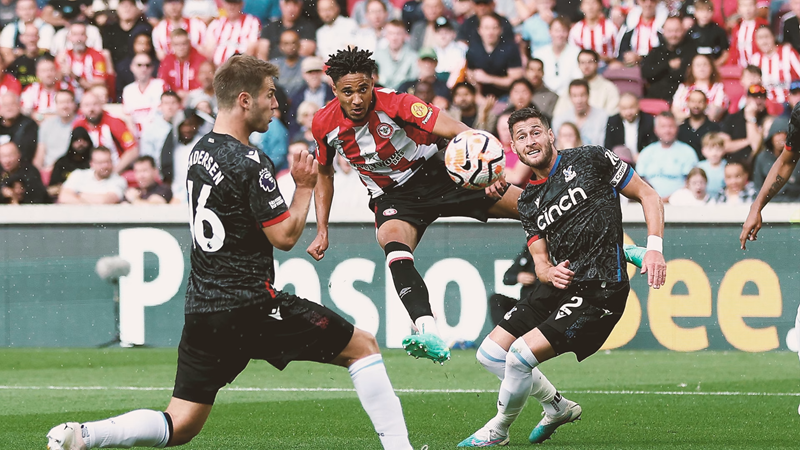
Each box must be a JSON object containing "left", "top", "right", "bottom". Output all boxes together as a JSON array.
[{"left": 767, "top": 175, "right": 786, "bottom": 200}]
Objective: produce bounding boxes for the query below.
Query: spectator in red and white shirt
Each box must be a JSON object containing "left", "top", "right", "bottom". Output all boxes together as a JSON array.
[
  {"left": 204, "top": 0, "right": 261, "bottom": 66},
  {"left": 727, "top": 0, "right": 769, "bottom": 68},
  {"left": 123, "top": 53, "right": 168, "bottom": 139},
  {"left": 152, "top": 0, "right": 206, "bottom": 61},
  {"left": 672, "top": 54, "right": 729, "bottom": 123},
  {"left": 569, "top": 0, "right": 618, "bottom": 64},
  {"left": 58, "top": 22, "right": 108, "bottom": 96},
  {"left": 21, "top": 55, "right": 73, "bottom": 121},
  {"left": 748, "top": 25, "right": 800, "bottom": 104},
  {"left": 73, "top": 91, "right": 139, "bottom": 174},
  {"left": 616, "top": 0, "right": 664, "bottom": 67},
  {"left": 158, "top": 28, "right": 207, "bottom": 99}
]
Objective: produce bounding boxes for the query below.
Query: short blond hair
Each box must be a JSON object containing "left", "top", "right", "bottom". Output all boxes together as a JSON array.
[{"left": 701, "top": 132, "right": 724, "bottom": 149}]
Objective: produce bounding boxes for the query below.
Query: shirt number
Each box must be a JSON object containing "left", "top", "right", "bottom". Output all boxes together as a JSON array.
[{"left": 187, "top": 180, "right": 226, "bottom": 252}]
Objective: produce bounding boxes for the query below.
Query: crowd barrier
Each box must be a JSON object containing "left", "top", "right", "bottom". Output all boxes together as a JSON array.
[{"left": 1, "top": 204, "right": 798, "bottom": 351}]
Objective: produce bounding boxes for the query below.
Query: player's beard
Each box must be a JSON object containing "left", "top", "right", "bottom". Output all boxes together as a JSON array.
[{"left": 521, "top": 139, "right": 556, "bottom": 171}]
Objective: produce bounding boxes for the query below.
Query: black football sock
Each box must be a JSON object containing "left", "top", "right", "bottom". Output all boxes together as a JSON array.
[{"left": 384, "top": 241, "right": 433, "bottom": 323}]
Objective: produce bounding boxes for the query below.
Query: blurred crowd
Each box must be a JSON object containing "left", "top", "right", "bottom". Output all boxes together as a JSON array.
[{"left": 1, "top": 0, "right": 799, "bottom": 207}]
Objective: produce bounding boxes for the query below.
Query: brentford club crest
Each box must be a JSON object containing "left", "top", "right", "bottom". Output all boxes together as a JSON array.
[{"left": 376, "top": 123, "right": 393, "bottom": 139}]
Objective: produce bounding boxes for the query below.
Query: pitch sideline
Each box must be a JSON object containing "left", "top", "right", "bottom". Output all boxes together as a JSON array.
[{"left": 0, "top": 386, "right": 798, "bottom": 397}]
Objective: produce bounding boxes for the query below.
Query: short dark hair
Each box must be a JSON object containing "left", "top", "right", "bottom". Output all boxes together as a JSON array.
[
  {"left": 744, "top": 65, "right": 762, "bottom": 77},
  {"left": 325, "top": 47, "right": 379, "bottom": 83},
  {"left": 509, "top": 77, "right": 535, "bottom": 94},
  {"left": 550, "top": 16, "right": 571, "bottom": 30},
  {"left": 568, "top": 78, "right": 590, "bottom": 94},
  {"left": 694, "top": 0, "right": 713, "bottom": 11},
  {"left": 657, "top": 111, "right": 676, "bottom": 121},
  {"left": 56, "top": 89, "right": 75, "bottom": 101},
  {"left": 214, "top": 55, "right": 280, "bottom": 110},
  {"left": 170, "top": 27, "right": 189, "bottom": 39},
  {"left": 726, "top": 160, "right": 750, "bottom": 177},
  {"left": 508, "top": 107, "right": 551, "bottom": 135},
  {"left": 135, "top": 155, "right": 157, "bottom": 167},
  {"left": 451, "top": 81, "right": 476, "bottom": 97},
  {"left": 687, "top": 88, "right": 708, "bottom": 102},
  {"left": 161, "top": 90, "right": 181, "bottom": 101},
  {"left": 36, "top": 53, "right": 56, "bottom": 65},
  {"left": 578, "top": 49, "right": 599, "bottom": 63}
]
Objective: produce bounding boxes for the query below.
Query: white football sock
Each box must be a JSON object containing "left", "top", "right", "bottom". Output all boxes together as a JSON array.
[
  {"left": 414, "top": 315, "right": 440, "bottom": 337},
  {"left": 349, "top": 354, "right": 412, "bottom": 450},
  {"left": 82, "top": 409, "right": 169, "bottom": 448},
  {"left": 529, "top": 368, "right": 568, "bottom": 417},
  {"left": 476, "top": 337, "right": 507, "bottom": 380},
  {"left": 486, "top": 338, "right": 538, "bottom": 434}
]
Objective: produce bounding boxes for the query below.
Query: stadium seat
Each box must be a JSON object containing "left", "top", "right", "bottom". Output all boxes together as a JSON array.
[
  {"left": 639, "top": 98, "right": 670, "bottom": 115},
  {"left": 720, "top": 65, "right": 744, "bottom": 114},
  {"left": 603, "top": 67, "right": 644, "bottom": 98},
  {"left": 766, "top": 99, "right": 786, "bottom": 116}
]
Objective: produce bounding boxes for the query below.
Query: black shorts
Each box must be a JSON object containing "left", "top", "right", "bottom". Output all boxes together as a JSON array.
[
  {"left": 173, "top": 292, "right": 355, "bottom": 405},
  {"left": 498, "top": 280, "right": 629, "bottom": 361},
  {"left": 369, "top": 156, "right": 499, "bottom": 232}
]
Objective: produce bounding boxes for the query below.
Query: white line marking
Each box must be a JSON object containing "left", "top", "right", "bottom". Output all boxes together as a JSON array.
[{"left": 0, "top": 386, "right": 798, "bottom": 396}]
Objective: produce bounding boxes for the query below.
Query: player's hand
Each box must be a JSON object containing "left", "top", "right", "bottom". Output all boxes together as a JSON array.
[
  {"left": 548, "top": 260, "right": 573, "bottom": 290},
  {"left": 640, "top": 251, "right": 666, "bottom": 289},
  {"left": 307, "top": 231, "right": 329, "bottom": 261},
  {"left": 740, "top": 208, "right": 763, "bottom": 250},
  {"left": 484, "top": 177, "right": 508, "bottom": 199},
  {"left": 517, "top": 272, "right": 537, "bottom": 285},
  {"left": 291, "top": 152, "right": 318, "bottom": 190}
]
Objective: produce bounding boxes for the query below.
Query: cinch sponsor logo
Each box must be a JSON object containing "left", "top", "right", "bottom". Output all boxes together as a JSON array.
[{"left": 536, "top": 187, "right": 587, "bottom": 230}]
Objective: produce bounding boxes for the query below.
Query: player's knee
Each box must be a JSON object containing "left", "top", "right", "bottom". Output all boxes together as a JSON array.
[
  {"left": 506, "top": 339, "right": 535, "bottom": 375},
  {"left": 476, "top": 338, "right": 502, "bottom": 369},
  {"left": 351, "top": 327, "right": 380, "bottom": 356},
  {"left": 166, "top": 415, "right": 204, "bottom": 446}
]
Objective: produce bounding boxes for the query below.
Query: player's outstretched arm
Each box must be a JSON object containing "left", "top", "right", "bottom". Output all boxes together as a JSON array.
[
  {"left": 741, "top": 148, "right": 800, "bottom": 249},
  {"left": 263, "top": 152, "right": 318, "bottom": 251},
  {"left": 432, "top": 108, "right": 471, "bottom": 139},
  {"left": 529, "top": 239, "right": 574, "bottom": 289},
  {"left": 620, "top": 172, "right": 666, "bottom": 289},
  {"left": 307, "top": 163, "right": 334, "bottom": 260}
]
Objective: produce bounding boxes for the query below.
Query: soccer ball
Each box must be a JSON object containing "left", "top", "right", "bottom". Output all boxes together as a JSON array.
[{"left": 444, "top": 129, "right": 506, "bottom": 190}]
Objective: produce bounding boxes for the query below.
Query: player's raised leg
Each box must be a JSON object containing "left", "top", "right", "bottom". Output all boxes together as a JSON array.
[
  {"left": 330, "top": 328, "right": 414, "bottom": 450},
  {"left": 377, "top": 219, "right": 450, "bottom": 364},
  {"left": 46, "top": 400, "right": 211, "bottom": 449}
]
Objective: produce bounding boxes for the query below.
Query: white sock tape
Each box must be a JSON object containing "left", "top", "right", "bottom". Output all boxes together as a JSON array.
[{"left": 646, "top": 235, "right": 663, "bottom": 253}]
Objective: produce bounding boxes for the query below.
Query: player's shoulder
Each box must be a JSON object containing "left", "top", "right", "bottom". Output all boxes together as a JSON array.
[
  {"left": 311, "top": 100, "right": 342, "bottom": 135},
  {"left": 561, "top": 145, "right": 608, "bottom": 162}
]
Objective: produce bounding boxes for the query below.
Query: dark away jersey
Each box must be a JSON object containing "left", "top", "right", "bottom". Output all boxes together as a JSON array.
[
  {"left": 519, "top": 146, "right": 634, "bottom": 284},
  {"left": 185, "top": 131, "right": 290, "bottom": 314},
  {"left": 785, "top": 101, "right": 800, "bottom": 153}
]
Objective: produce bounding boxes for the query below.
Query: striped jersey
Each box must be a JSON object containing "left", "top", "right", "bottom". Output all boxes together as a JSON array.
[
  {"left": 625, "top": 18, "right": 661, "bottom": 56},
  {"left": 312, "top": 89, "right": 442, "bottom": 198},
  {"left": 748, "top": 44, "right": 800, "bottom": 104},
  {"left": 152, "top": 18, "right": 207, "bottom": 56},
  {"left": 728, "top": 18, "right": 769, "bottom": 68},
  {"left": 157, "top": 48, "right": 207, "bottom": 92},
  {"left": 73, "top": 113, "right": 136, "bottom": 164},
  {"left": 206, "top": 14, "right": 261, "bottom": 66},
  {"left": 20, "top": 81, "right": 70, "bottom": 115},
  {"left": 672, "top": 82, "right": 730, "bottom": 117},
  {"left": 63, "top": 48, "right": 107, "bottom": 84},
  {"left": 569, "top": 17, "right": 618, "bottom": 58}
]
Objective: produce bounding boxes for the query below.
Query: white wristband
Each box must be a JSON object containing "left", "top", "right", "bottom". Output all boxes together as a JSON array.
[{"left": 646, "top": 235, "right": 663, "bottom": 253}]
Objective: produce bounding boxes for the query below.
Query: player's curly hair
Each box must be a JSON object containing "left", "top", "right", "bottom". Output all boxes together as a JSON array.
[{"left": 325, "top": 47, "right": 379, "bottom": 83}]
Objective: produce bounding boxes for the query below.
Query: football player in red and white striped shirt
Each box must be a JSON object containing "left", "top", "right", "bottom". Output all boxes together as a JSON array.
[
  {"left": 310, "top": 48, "right": 522, "bottom": 364},
  {"left": 727, "top": 0, "right": 769, "bottom": 68},
  {"left": 20, "top": 55, "right": 72, "bottom": 121},
  {"left": 749, "top": 25, "right": 800, "bottom": 104},
  {"left": 204, "top": 0, "right": 261, "bottom": 66},
  {"left": 152, "top": 0, "right": 206, "bottom": 60},
  {"left": 569, "top": 0, "right": 618, "bottom": 63}
]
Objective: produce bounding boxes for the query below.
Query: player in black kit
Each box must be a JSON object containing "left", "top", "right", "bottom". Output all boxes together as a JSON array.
[
  {"left": 458, "top": 107, "right": 666, "bottom": 447},
  {"left": 47, "top": 55, "right": 418, "bottom": 450}
]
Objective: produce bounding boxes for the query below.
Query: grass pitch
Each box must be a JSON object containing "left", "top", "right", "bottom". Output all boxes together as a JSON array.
[{"left": 1, "top": 348, "right": 798, "bottom": 449}]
